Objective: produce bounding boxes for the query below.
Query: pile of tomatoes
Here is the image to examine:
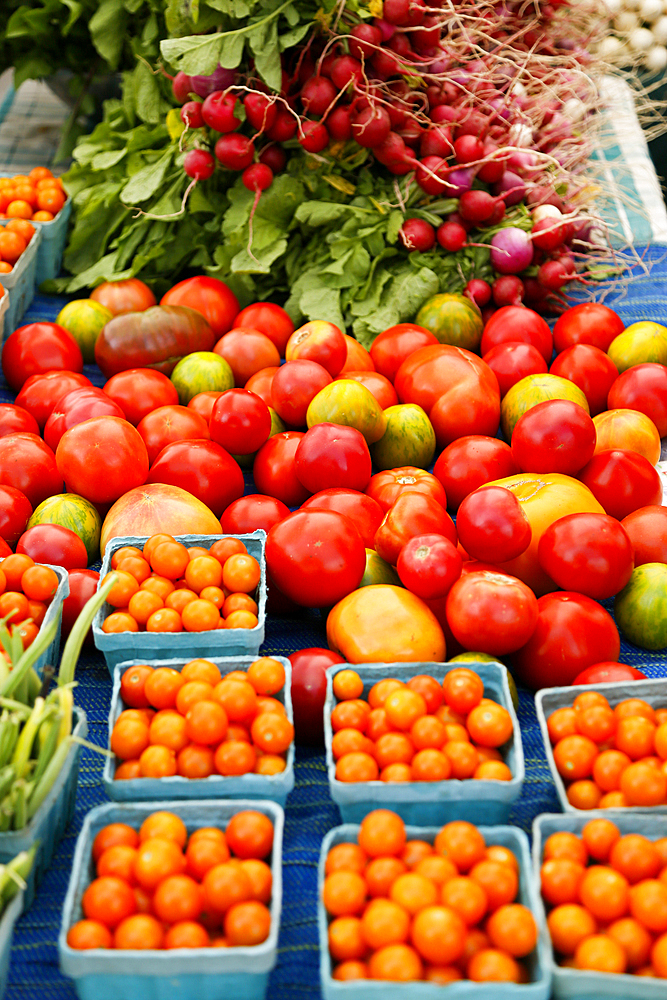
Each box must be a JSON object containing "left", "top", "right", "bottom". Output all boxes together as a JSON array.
[
  {"left": 330, "top": 667, "right": 513, "bottom": 784},
  {"left": 101, "top": 534, "right": 261, "bottom": 635},
  {"left": 0, "top": 551, "right": 60, "bottom": 651},
  {"left": 112, "top": 655, "right": 293, "bottom": 780},
  {"left": 67, "top": 808, "right": 275, "bottom": 950},
  {"left": 0, "top": 168, "right": 67, "bottom": 222},
  {"left": 322, "top": 809, "right": 538, "bottom": 983},
  {"left": 547, "top": 692, "right": 667, "bottom": 810},
  {"left": 540, "top": 821, "right": 667, "bottom": 976}
]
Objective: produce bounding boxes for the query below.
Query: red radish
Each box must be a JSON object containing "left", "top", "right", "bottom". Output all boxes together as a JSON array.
[
  {"left": 413, "top": 16, "right": 441, "bottom": 51},
  {"left": 436, "top": 221, "right": 467, "bottom": 252},
  {"left": 244, "top": 93, "right": 278, "bottom": 132},
  {"left": 420, "top": 125, "right": 453, "bottom": 158},
  {"left": 431, "top": 105, "right": 458, "bottom": 124},
  {"left": 300, "top": 76, "right": 337, "bottom": 116},
  {"left": 374, "top": 18, "right": 395, "bottom": 40},
  {"left": 477, "top": 142, "right": 505, "bottom": 183},
  {"left": 214, "top": 133, "right": 255, "bottom": 170},
  {"left": 180, "top": 102, "right": 204, "bottom": 129},
  {"left": 389, "top": 34, "right": 413, "bottom": 58},
  {"left": 258, "top": 144, "right": 286, "bottom": 173},
  {"left": 458, "top": 190, "right": 502, "bottom": 225},
  {"left": 298, "top": 120, "right": 330, "bottom": 153},
  {"left": 330, "top": 56, "right": 363, "bottom": 90},
  {"left": 492, "top": 275, "right": 524, "bottom": 307},
  {"left": 327, "top": 106, "right": 353, "bottom": 141},
  {"left": 201, "top": 91, "right": 241, "bottom": 132},
  {"left": 267, "top": 108, "right": 298, "bottom": 142},
  {"left": 531, "top": 216, "right": 566, "bottom": 250},
  {"left": 351, "top": 106, "right": 391, "bottom": 148},
  {"left": 399, "top": 219, "right": 436, "bottom": 252},
  {"left": 349, "top": 24, "right": 383, "bottom": 60},
  {"left": 538, "top": 258, "right": 572, "bottom": 291},
  {"left": 415, "top": 156, "right": 450, "bottom": 195},
  {"left": 464, "top": 279, "right": 491, "bottom": 308},
  {"left": 183, "top": 149, "right": 215, "bottom": 181},
  {"left": 493, "top": 171, "right": 526, "bottom": 207},
  {"left": 373, "top": 132, "right": 417, "bottom": 174},
  {"left": 172, "top": 72, "right": 192, "bottom": 104},
  {"left": 372, "top": 48, "right": 402, "bottom": 77},
  {"left": 383, "top": 0, "right": 411, "bottom": 24},
  {"left": 453, "top": 135, "right": 485, "bottom": 164},
  {"left": 242, "top": 163, "right": 273, "bottom": 192}
]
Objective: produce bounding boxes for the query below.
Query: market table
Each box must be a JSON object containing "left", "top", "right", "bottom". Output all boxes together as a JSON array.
[{"left": 2, "top": 72, "right": 667, "bottom": 1000}]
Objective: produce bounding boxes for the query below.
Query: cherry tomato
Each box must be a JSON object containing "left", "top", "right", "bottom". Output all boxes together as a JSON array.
[
  {"left": 146, "top": 440, "right": 244, "bottom": 518},
  {"left": 295, "top": 423, "right": 372, "bottom": 493},
  {"left": 301, "top": 488, "right": 384, "bottom": 548},
  {"left": 537, "top": 512, "right": 634, "bottom": 599},
  {"left": 161, "top": 276, "right": 239, "bottom": 338},
  {"left": 433, "top": 436, "right": 518, "bottom": 511},
  {"left": 1, "top": 322, "right": 83, "bottom": 392},
  {"left": 103, "top": 369, "right": 180, "bottom": 425},
  {"left": 578, "top": 450, "right": 663, "bottom": 521}
]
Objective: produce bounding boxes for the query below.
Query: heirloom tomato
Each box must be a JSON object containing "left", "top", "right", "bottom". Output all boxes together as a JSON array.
[
  {"left": 214, "top": 329, "right": 280, "bottom": 386},
  {"left": 396, "top": 533, "right": 462, "bottom": 600},
  {"left": 91, "top": 278, "right": 156, "bottom": 315},
  {"left": 285, "top": 321, "right": 347, "bottom": 377},
  {"left": 573, "top": 662, "right": 645, "bottom": 685},
  {"left": 146, "top": 440, "right": 244, "bottom": 518},
  {"left": 44, "top": 388, "right": 126, "bottom": 453},
  {"left": 607, "top": 363, "right": 667, "bottom": 437},
  {"left": 17, "top": 523, "right": 88, "bottom": 570},
  {"left": 103, "top": 369, "right": 180, "bottom": 425},
  {"left": 234, "top": 302, "right": 294, "bottom": 355},
  {"left": 578, "top": 450, "right": 663, "bottom": 521},
  {"left": 433, "top": 436, "right": 518, "bottom": 511},
  {"left": 61, "top": 568, "right": 100, "bottom": 643},
  {"left": 160, "top": 276, "right": 239, "bottom": 338},
  {"left": 366, "top": 467, "right": 447, "bottom": 512},
  {"left": 306, "top": 380, "right": 386, "bottom": 445},
  {"left": 2, "top": 322, "right": 83, "bottom": 392},
  {"left": 295, "top": 424, "right": 372, "bottom": 493},
  {"left": 552, "top": 302, "right": 624, "bottom": 354},
  {"left": 0, "top": 404, "right": 38, "bottom": 438},
  {"left": 446, "top": 569, "right": 538, "bottom": 656},
  {"left": 510, "top": 399, "right": 596, "bottom": 476},
  {"left": 271, "top": 360, "right": 332, "bottom": 427},
  {"left": 480, "top": 306, "right": 553, "bottom": 363},
  {"left": 537, "top": 512, "right": 634, "bottom": 599},
  {"left": 15, "top": 370, "right": 91, "bottom": 430},
  {"left": 137, "top": 405, "right": 210, "bottom": 466},
  {"left": 369, "top": 323, "right": 438, "bottom": 383},
  {"left": 56, "top": 417, "right": 149, "bottom": 505},
  {"left": 621, "top": 506, "right": 667, "bottom": 565},
  {"left": 209, "top": 389, "right": 271, "bottom": 455},
  {"left": 244, "top": 367, "right": 280, "bottom": 407},
  {"left": 340, "top": 335, "right": 374, "bottom": 373},
  {"left": 482, "top": 342, "right": 548, "bottom": 398},
  {"left": 289, "top": 647, "right": 345, "bottom": 745},
  {"left": 221, "top": 495, "right": 289, "bottom": 534},
  {"left": 549, "top": 344, "right": 618, "bottom": 417},
  {"left": 592, "top": 409, "right": 661, "bottom": 466},
  {"left": 301, "top": 489, "right": 384, "bottom": 548},
  {"left": 253, "top": 432, "right": 311, "bottom": 507},
  {"left": 374, "top": 491, "right": 456, "bottom": 566},
  {"left": 456, "top": 486, "right": 531, "bottom": 563},
  {"left": 0, "top": 433, "right": 63, "bottom": 508},
  {"left": 0, "top": 485, "right": 32, "bottom": 545},
  {"left": 334, "top": 371, "right": 398, "bottom": 410}
]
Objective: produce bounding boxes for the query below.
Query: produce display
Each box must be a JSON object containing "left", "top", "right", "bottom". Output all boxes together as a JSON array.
[
  {"left": 322, "top": 809, "right": 539, "bottom": 983},
  {"left": 66, "top": 808, "right": 276, "bottom": 949},
  {"left": 110, "top": 655, "right": 292, "bottom": 779},
  {"left": 330, "top": 666, "right": 514, "bottom": 783},
  {"left": 0, "top": 170, "right": 67, "bottom": 224},
  {"left": 540, "top": 821, "right": 667, "bottom": 975},
  {"left": 99, "top": 534, "right": 262, "bottom": 634}
]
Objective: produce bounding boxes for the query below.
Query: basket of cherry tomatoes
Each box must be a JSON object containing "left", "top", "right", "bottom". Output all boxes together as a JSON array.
[
  {"left": 104, "top": 655, "right": 294, "bottom": 806},
  {"left": 324, "top": 661, "right": 524, "bottom": 825},
  {"left": 534, "top": 811, "right": 667, "bottom": 995},
  {"left": 92, "top": 533, "right": 267, "bottom": 671},
  {"left": 0, "top": 552, "right": 68, "bottom": 674},
  {"left": 59, "top": 801, "right": 283, "bottom": 1000},
  {"left": 0, "top": 167, "right": 71, "bottom": 285},
  {"left": 536, "top": 680, "right": 667, "bottom": 812},
  {"left": 0, "top": 216, "right": 41, "bottom": 340},
  {"left": 319, "top": 808, "right": 551, "bottom": 997}
]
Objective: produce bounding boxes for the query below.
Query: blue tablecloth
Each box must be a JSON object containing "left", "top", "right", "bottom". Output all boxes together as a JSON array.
[{"left": 3, "top": 252, "right": 667, "bottom": 999}]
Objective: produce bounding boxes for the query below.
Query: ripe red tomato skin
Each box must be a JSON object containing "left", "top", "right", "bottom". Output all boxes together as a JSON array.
[
  {"left": 221, "top": 494, "right": 290, "bottom": 534},
  {"left": 511, "top": 399, "right": 596, "bottom": 476},
  {"left": 333, "top": 370, "right": 398, "bottom": 409},
  {"left": 244, "top": 367, "right": 280, "bottom": 407},
  {"left": 549, "top": 344, "right": 619, "bottom": 417},
  {"left": 578, "top": 450, "right": 663, "bottom": 521},
  {"left": 265, "top": 509, "right": 366, "bottom": 608},
  {"left": 253, "top": 432, "right": 312, "bottom": 507},
  {"left": 289, "top": 647, "right": 345, "bottom": 745},
  {"left": 136, "top": 405, "right": 210, "bottom": 466},
  {"left": 295, "top": 424, "right": 372, "bottom": 494},
  {"left": 55, "top": 416, "right": 149, "bottom": 505},
  {"left": 607, "top": 363, "right": 667, "bottom": 437},
  {"left": 44, "top": 388, "right": 126, "bottom": 453},
  {"left": 621, "top": 505, "right": 667, "bottom": 566},
  {"left": 2, "top": 323, "right": 84, "bottom": 392},
  {"left": 512, "top": 591, "right": 621, "bottom": 690},
  {"left": 146, "top": 440, "right": 244, "bottom": 518},
  {"left": 61, "top": 568, "right": 100, "bottom": 643},
  {"left": 286, "top": 321, "right": 347, "bottom": 377},
  {"left": 0, "top": 485, "right": 32, "bottom": 545},
  {"left": 456, "top": 485, "right": 531, "bottom": 563},
  {"left": 209, "top": 389, "right": 271, "bottom": 455},
  {"left": 0, "top": 404, "right": 39, "bottom": 438},
  {"left": 234, "top": 302, "right": 294, "bottom": 356},
  {"left": 369, "top": 323, "right": 439, "bottom": 383},
  {"left": 160, "top": 276, "right": 239, "bottom": 338},
  {"left": 374, "top": 491, "right": 457, "bottom": 566},
  {"left": 537, "top": 512, "right": 634, "bottom": 600},
  {"left": 397, "top": 533, "right": 463, "bottom": 600},
  {"left": 572, "top": 662, "right": 646, "bottom": 685},
  {"left": 480, "top": 306, "right": 553, "bottom": 363},
  {"left": 17, "top": 524, "right": 88, "bottom": 570},
  {"left": 300, "top": 489, "right": 384, "bottom": 548},
  {"left": 482, "top": 342, "right": 548, "bottom": 397},
  {"left": 0, "top": 433, "right": 63, "bottom": 509},
  {"left": 15, "top": 371, "right": 92, "bottom": 430},
  {"left": 270, "top": 360, "right": 332, "bottom": 428},
  {"left": 446, "top": 569, "right": 539, "bottom": 656},
  {"left": 103, "top": 369, "right": 179, "bottom": 425},
  {"left": 91, "top": 278, "right": 156, "bottom": 315},
  {"left": 433, "top": 436, "right": 518, "bottom": 511},
  {"left": 0, "top": 538, "right": 11, "bottom": 559},
  {"left": 552, "top": 302, "right": 624, "bottom": 354},
  {"left": 366, "top": 467, "right": 447, "bottom": 512}
]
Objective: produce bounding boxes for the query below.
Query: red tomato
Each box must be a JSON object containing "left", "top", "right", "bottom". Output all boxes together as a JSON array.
[
  {"left": 265, "top": 509, "right": 366, "bottom": 607},
  {"left": 270, "top": 360, "right": 332, "bottom": 427},
  {"left": 0, "top": 404, "right": 39, "bottom": 438},
  {"left": 294, "top": 424, "right": 372, "bottom": 493},
  {"left": 537, "top": 512, "right": 634, "bottom": 599},
  {"left": 55, "top": 417, "right": 149, "bottom": 505},
  {"left": 253, "top": 432, "right": 311, "bottom": 507},
  {"left": 511, "top": 399, "right": 596, "bottom": 475},
  {"left": 333, "top": 371, "right": 398, "bottom": 409},
  {"left": 44, "top": 387, "right": 126, "bottom": 452},
  {"left": 341, "top": 335, "right": 375, "bottom": 373},
  {"left": 366, "top": 467, "right": 447, "bottom": 512},
  {"left": 572, "top": 662, "right": 646, "bottom": 685},
  {"left": 0, "top": 538, "right": 10, "bottom": 559},
  {"left": 15, "top": 370, "right": 91, "bottom": 430},
  {"left": 446, "top": 569, "right": 539, "bottom": 655},
  {"left": 2, "top": 322, "right": 83, "bottom": 392},
  {"left": 549, "top": 344, "right": 619, "bottom": 417},
  {"left": 456, "top": 485, "right": 532, "bottom": 563},
  {"left": 607, "top": 363, "right": 667, "bottom": 437},
  {"left": 552, "top": 303, "right": 624, "bottom": 354},
  {"left": 103, "top": 369, "right": 180, "bottom": 425},
  {"left": 187, "top": 391, "right": 224, "bottom": 423},
  {"left": 621, "top": 506, "right": 667, "bottom": 565},
  {"left": 213, "top": 329, "right": 281, "bottom": 387},
  {"left": 289, "top": 647, "right": 345, "bottom": 745},
  {"left": 160, "top": 276, "right": 239, "bottom": 338},
  {"left": 369, "top": 323, "right": 438, "bottom": 383},
  {"left": 300, "top": 488, "right": 384, "bottom": 548},
  {"left": 374, "top": 491, "right": 457, "bottom": 565},
  {"left": 90, "top": 278, "right": 156, "bottom": 315},
  {"left": 146, "top": 440, "right": 244, "bottom": 518},
  {"left": 285, "top": 321, "right": 347, "bottom": 377},
  {"left": 17, "top": 524, "right": 88, "bottom": 570},
  {"left": 244, "top": 367, "right": 280, "bottom": 407},
  {"left": 512, "top": 592, "right": 621, "bottom": 689},
  {"left": 0, "top": 433, "right": 63, "bottom": 508},
  {"left": 578, "top": 450, "right": 663, "bottom": 521},
  {"left": 221, "top": 494, "right": 290, "bottom": 534},
  {"left": 234, "top": 302, "right": 294, "bottom": 356},
  {"left": 482, "top": 342, "right": 548, "bottom": 397},
  {"left": 396, "top": 533, "right": 462, "bottom": 600},
  {"left": 480, "top": 306, "right": 553, "bottom": 363},
  {"left": 0, "top": 485, "right": 32, "bottom": 545},
  {"left": 209, "top": 389, "right": 271, "bottom": 455},
  {"left": 61, "top": 568, "right": 100, "bottom": 643},
  {"left": 433, "top": 436, "right": 518, "bottom": 511},
  {"left": 137, "top": 405, "right": 210, "bottom": 465},
  {"left": 394, "top": 344, "right": 500, "bottom": 447}
]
